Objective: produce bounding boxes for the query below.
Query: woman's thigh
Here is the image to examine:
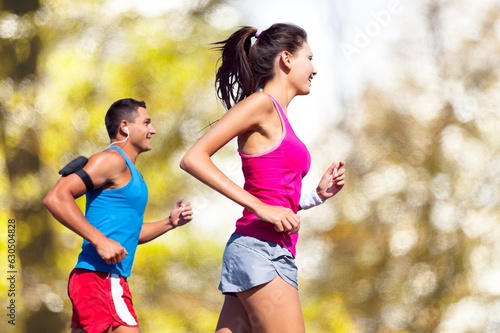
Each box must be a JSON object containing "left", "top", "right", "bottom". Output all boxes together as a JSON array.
[
  {"left": 238, "top": 276, "right": 305, "bottom": 333},
  {"left": 216, "top": 295, "right": 251, "bottom": 333}
]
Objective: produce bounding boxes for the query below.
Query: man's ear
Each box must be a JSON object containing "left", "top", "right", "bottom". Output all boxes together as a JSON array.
[{"left": 119, "top": 120, "right": 129, "bottom": 136}]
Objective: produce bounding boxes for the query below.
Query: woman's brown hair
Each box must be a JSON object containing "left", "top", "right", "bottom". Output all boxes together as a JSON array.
[{"left": 213, "top": 23, "right": 308, "bottom": 110}]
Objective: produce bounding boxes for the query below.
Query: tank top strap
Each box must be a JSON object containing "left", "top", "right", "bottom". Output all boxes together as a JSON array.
[
  {"left": 263, "top": 93, "right": 287, "bottom": 120},
  {"left": 106, "top": 146, "right": 134, "bottom": 171}
]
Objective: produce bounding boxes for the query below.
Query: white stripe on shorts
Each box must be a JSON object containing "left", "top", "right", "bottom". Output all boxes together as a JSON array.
[{"left": 110, "top": 274, "right": 138, "bottom": 325}]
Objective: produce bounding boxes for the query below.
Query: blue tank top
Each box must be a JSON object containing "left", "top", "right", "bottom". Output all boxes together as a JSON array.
[{"left": 75, "top": 146, "right": 148, "bottom": 277}]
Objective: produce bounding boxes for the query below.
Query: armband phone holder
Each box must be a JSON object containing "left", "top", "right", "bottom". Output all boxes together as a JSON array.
[
  {"left": 58, "top": 156, "right": 88, "bottom": 176},
  {"left": 58, "top": 156, "right": 94, "bottom": 191}
]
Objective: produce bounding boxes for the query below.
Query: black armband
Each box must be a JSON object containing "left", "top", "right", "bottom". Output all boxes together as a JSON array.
[
  {"left": 58, "top": 156, "right": 94, "bottom": 191},
  {"left": 75, "top": 169, "right": 94, "bottom": 192},
  {"left": 58, "top": 156, "right": 88, "bottom": 176}
]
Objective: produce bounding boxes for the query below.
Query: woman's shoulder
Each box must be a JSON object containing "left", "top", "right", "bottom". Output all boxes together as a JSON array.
[
  {"left": 221, "top": 92, "right": 278, "bottom": 131},
  {"left": 248, "top": 91, "right": 274, "bottom": 103},
  {"left": 236, "top": 92, "right": 275, "bottom": 114}
]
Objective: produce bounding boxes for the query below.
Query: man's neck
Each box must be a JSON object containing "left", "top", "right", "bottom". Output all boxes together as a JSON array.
[{"left": 110, "top": 144, "right": 140, "bottom": 164}]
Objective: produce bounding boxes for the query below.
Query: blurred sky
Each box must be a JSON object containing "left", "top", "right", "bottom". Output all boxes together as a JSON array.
[
  {"left": 102, "top": 0, "right": 429, "bottom": 138},
  {"left": 106, "top": 0, "right": 411, "bottom": 140}
]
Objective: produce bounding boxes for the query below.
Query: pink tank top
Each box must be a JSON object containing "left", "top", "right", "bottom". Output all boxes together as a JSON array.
[{"left": 234, "top": 94, "right": 311, "bottom": 257}]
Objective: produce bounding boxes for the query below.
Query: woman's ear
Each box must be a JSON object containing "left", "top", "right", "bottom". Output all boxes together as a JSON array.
[{"left": 280, "top": 51, "right": 293, "bottom": 69}]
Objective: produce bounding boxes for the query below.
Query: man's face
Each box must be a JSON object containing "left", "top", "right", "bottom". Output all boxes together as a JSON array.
[{"left": 128, "top": 107, "right": 156, "bottom": 152}]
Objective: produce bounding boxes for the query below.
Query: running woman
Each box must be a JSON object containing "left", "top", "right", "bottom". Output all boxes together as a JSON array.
[{"left": 180, "top": 23, "right": 345, "bottom": 332}]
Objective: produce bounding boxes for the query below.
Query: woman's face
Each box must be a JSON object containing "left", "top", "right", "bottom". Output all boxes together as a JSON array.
[{"left": 288, "top": 41, "right": 317, "bottom": 96}]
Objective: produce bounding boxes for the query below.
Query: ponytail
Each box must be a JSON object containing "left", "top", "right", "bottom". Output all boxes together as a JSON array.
[
  {"left": 212, "top": 26, "right": 257, "bottom": 110},
  {"left": 213, "top": 23, "right": 307, "bottom": 110}
]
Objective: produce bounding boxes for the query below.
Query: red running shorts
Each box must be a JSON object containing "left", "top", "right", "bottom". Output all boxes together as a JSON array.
[{"left": 68, "top": 268, "right": 139, "bottom": 333}]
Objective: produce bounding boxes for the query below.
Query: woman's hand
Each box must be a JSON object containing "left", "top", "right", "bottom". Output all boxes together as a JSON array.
[
  {"left": 254, "top": 203, "right": 301, "bottom": 234},
  {"left": 316, "top": 161, "right": 345, "bottom": 201}
]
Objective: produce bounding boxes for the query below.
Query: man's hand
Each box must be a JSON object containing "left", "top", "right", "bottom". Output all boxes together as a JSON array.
[
  {"left": 94, "top": 237, "right": 128, "bottom": 265},
  {"left": 168, "top": 198, "right": 193, "bottom": 228}
]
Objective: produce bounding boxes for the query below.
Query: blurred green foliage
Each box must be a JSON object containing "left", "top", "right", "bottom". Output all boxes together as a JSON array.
[
  {"left": 300, "top": 2, "right": 500, "bottom": 332},
  {"left": 0, "top": 0, "right": 230, "bottom": 332}
]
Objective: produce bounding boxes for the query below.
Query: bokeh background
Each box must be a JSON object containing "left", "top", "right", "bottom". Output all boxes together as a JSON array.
[{"left": 1, "top": 0, "right": 500, "bottom": 332}]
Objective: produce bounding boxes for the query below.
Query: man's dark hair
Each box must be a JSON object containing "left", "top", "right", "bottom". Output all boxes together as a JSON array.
[{"left": 104, "top": 98, "right": 146, "bottom": 139}]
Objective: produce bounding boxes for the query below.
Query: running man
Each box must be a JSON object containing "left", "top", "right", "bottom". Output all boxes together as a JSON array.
[{"left": 44, "top": 98, "right": 193, "bottom": 333}]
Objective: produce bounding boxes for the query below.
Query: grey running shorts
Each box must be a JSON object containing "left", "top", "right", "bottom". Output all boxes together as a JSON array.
[{"left": 218, "top": 234, "right": 298, "bottom": 295}]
